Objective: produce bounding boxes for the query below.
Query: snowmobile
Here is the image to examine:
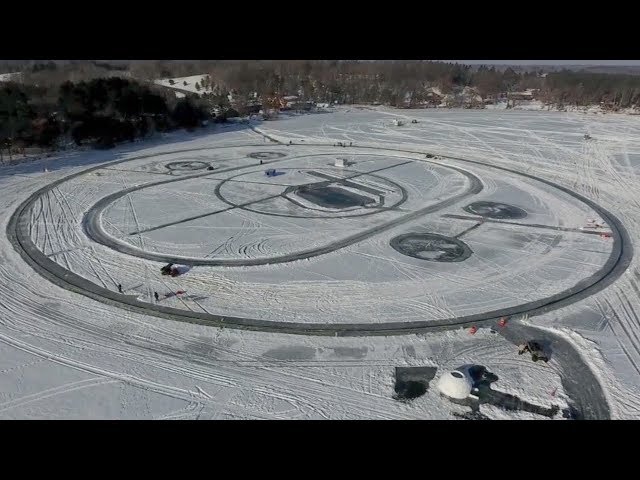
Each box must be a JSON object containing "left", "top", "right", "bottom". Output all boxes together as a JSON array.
[
  {"left": 161, "top": 263, "right": 176, "bottom": 276},
  {"left": 518, "top": 341, "right": 549, "bottom": 363}
]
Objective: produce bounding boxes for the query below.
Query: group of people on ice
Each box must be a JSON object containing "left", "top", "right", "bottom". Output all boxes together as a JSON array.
[{"left": 116, "top": 263, "right": 187, "bottom": 303}]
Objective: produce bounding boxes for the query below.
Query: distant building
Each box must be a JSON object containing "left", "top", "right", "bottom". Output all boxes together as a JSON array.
[
  {"left": 483, "top": 94, "right": 497, "bottom": 105},
  {"left": 245, "top": 101, "right": 262, "bottom": 114},
  {"left": 508, "top": 89, "right": 536, "bottom": 101}
]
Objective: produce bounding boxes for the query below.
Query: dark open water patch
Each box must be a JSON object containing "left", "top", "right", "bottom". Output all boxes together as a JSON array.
[
  {"left": 296, "top": 185, "right": 375, "bottom": 209},
  {"left": 483, "top": 390, "right": 560, "bottom": 418},
  {"left": 332, "top": 346, "right": 368, "bottom": 359},
  {"left": 247, "top": 151, "right": 286, "bottom": 160},
  {"left": 263, "top": 346, "right": 317, "bottom": 360},
  {"left": 463, "top": 201, "right": 528, "bottom": 219},
  {"left": 390, "top": 233, "right": 472, "bottom": 262},
  {"left": 393, "top": 366, "right": 438, "bottom": 402},
  {"left": 165, "top": 161, "right": 211, "bottom": 171}
]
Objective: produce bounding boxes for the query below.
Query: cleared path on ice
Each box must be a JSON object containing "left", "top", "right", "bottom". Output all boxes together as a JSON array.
[
  {"left": 498, "top": 321, "right": 610, "bottom": 419},
  {"left": 82, "top": 157, "right": 481, "bottom": 266},
  {"left": 7, "top": 143, "right": 632, "bottom": 337}
]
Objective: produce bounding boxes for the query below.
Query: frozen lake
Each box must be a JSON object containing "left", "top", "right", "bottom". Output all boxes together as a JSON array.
[{"left": 2, "top": 107, "right": 640, "bottom": 419}]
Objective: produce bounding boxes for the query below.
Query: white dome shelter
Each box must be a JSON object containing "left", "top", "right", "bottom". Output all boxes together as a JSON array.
[
  {"left": 436, "top": 368, "right": 474, "bottom": 400},
  {"left": 334, "top": 158, "right": 345, "bottom": 167}
]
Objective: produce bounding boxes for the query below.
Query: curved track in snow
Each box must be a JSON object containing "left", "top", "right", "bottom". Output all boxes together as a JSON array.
[
  {"left": 83, "top": 158, "right": 480, "bottom": 266},
  {"left": 6, "top": 143, "right": 633, "bottom": 337}
]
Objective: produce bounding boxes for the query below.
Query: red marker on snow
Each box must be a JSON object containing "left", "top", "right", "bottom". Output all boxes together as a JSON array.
[
  {"left": 469, "top": 326, "right": 478, "bottom": 335},
  {"left": 498, "top": 317, "right": 508, "bottom": 327}
]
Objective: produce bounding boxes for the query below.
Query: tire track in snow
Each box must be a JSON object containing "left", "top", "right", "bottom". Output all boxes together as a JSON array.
[
  {"left": 0, "top": 377, "right": 120, "bottom": 414},
  {"left": 599, "top": 299, "right": 640, "bottom": 377}
]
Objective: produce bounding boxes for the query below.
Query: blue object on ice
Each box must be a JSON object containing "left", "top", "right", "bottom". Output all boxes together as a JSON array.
[{"left": 265, "top": 169, "right": 276, "bottom": 176}]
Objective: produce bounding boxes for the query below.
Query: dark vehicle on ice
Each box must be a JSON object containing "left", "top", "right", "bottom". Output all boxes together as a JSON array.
[
  {"left": 160, "top": 263, "right": 180, "bottom": 277},
  {"left": 518, "top": 341, "right": 550, "bottom": 363}
]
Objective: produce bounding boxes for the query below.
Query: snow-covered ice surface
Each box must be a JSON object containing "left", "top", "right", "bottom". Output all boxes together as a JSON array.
[
  {"left": 26, "top": 144, "right": 612, "bottom": 325},
  {"left": 2, "top": 107, "right": 640, "bottom": 419}
]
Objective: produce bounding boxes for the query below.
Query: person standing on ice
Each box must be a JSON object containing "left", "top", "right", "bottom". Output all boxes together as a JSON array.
[
  {"left": 117, "top": 284, "right": 122, "bottom": 293},
  {"left": 154, "top": 292, "right": 159, "bottom": 302}
]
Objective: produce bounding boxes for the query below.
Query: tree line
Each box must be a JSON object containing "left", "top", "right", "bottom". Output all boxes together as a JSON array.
[
  {"left": 2, "top": 61, "right": 640, "bottom": 160},
  {"left": 11, "top": 60, "right": 640, "bottom": 109},
  {"left": 189, "top": 61, "right": 640, "bottom": 109},
  {"left": 0, "top": 77, "right": 214, "bottom": 158}
]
